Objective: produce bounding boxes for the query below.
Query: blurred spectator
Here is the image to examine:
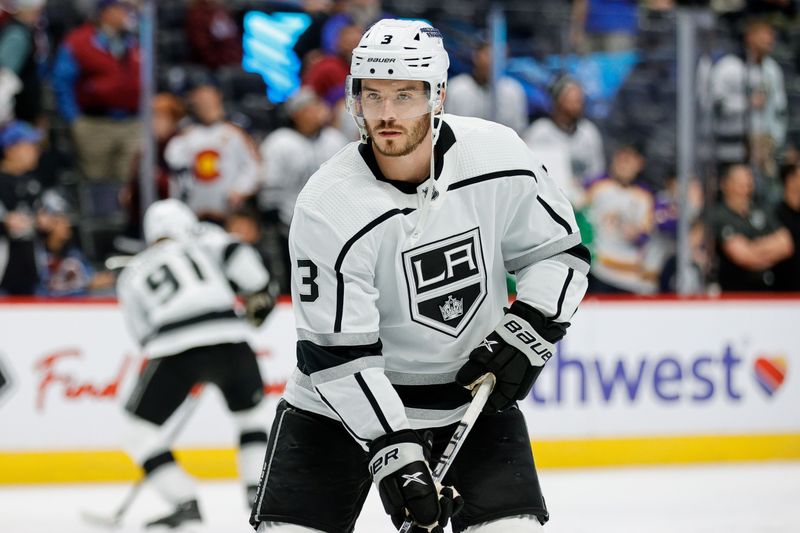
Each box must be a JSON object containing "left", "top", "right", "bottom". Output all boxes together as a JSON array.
[
  {"left": 225, "top": 206, "right": 271, "bottom": 268},
  {"left": 165, "top": 84, "right": 260, "bottom": 224},
  {"left": 570, "top": 0, "right": 639, "bottom": 54},
  {"left": 34, "top": 191, "right": 115, "bottom": 296},
  {"left": 303, "top": 22, "right": 361, "bottom": 108},
  {"left": 586, "top": 143, "right": 656, "bottom": 294},
  {"left": 773, "top": 163, "right": 800, "bottom": 291},
  {"left": 446, "top": 40, "right": 528, "bottom": 134},
  {"left": 52, "top": 0, "right": 141, "bottom": 181},
  {"left": 185, "top": 0, "right": 242, "bottom": 70},
  {"left": 0, "top": 65, "right": 21, "bottom": 125},
  {"left": 745, "top": 0, "right": 797, "bottom": 18},
  {"left": 658, "top": 217, "right": 709, "bottom": 294},
  {"left": 258, "top": 87, "right": 347, "bottom": 291},
  {"left": 293, "top": 0, "right": 335, "bottom": 72},
  {"left": 121, "top": 93, "right": 185, "bottom": 238},
  {"left": 647, "top": 171, "right": 704, "bottom": 281},
  {"left": 0, "top": 0, "right": 46, "bottom": 124},
  {"left": 710, "top": 18, "right": 787, "bottom": 180},
  {"left": 710, "top": 164, "right": 793, "bottom": 291},
  {"left": 0, "top": 120, "right": 42, "bottom": 294},
  {"left": 523, "top": 75, "right": 605, "bottom": 209},
  {"left": 320, "top": 0, "right": 388, "bottom": 56}
]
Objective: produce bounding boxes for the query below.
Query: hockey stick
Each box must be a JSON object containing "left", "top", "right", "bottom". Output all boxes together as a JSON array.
[
  {"left": 398, "top": 373, "right": 496, "bottom": 533},
  {"left": 80, "top": 390, "right": 204, "bottom": 529}
]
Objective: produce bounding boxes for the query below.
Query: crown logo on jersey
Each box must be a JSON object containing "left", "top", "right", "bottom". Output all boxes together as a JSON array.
[{"left": 439, "top": 295, "right": 464, "bottom": 321}]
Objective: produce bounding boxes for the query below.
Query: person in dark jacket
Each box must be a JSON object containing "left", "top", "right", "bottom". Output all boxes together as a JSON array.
[{"left": 0, "top": 120, "right": 43, "bottom": 295}]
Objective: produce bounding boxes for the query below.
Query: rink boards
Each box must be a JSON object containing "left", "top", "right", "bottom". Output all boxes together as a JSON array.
[{"left": 1, "top": 296, "right": 798, "bottom": 483}]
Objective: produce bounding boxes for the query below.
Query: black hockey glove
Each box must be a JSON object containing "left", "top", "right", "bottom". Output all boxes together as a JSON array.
[
  {"left": 244, "top": 280, "right": 280, "bottom": 327},
  {"left": 369, "top": 429, "right": 463, "bottom": 532},
  {"left": 456, "top": 300, "right": 568, "bottom": 413}
]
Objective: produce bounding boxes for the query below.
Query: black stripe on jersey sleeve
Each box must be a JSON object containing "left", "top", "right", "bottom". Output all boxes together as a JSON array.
[
  {"left": 297, "top": 339, "right": 383, "bottom": 375},
  {"left": 536, "top": 196, "right": 574, "bottom": 235},
  {"left": 447, "top": 168, "right": 537, "bottom": 191},
  {"left": 333, "top": 208, "right": 415, "bottom": 333},
  {"left": 315, "top": 388, "right": 370, "bottom": 443},
  {"left": 354, "top": 372, "right": 393, "bottom": 433},
  {"left": 223, "top": 242, "right": 241, "bottom": 264},
  {"left": 554, "top": 268, "right": 575, "bottom": 320},
  {"left": 564, "top": 242, "right": 592, "bottom": 266}
]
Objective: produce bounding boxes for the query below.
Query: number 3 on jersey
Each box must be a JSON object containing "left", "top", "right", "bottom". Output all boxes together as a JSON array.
[{"left": 297, "top": 259, "right": 318, "bottom": 302}]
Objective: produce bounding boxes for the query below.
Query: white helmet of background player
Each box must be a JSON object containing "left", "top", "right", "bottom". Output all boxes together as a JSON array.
[
  {"left": 345, "top": 19, "right": 450, "bottom": 143},
  {"left": 143, "top": 199, "right": 198, "bottom": 245}
]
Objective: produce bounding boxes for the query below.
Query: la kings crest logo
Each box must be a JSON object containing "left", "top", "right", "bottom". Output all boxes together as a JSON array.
[{"left": 402, "top": 228, "right": 487, "bottom": 337}]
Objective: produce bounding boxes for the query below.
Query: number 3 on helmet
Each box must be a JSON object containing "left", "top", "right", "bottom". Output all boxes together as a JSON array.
[{"left": 345, "top": 19, "right": 450, "bottom": 141}]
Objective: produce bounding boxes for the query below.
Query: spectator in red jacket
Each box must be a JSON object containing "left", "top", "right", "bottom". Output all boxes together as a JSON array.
[
  {"left": 52, "top": 0, "right": 141, "bottom": 182},
  {"left": 302, "top": 22, "right": 361, "bottom": 107},
  {"left": 185, "top": 0, "right": 242, "bottom": 70}
]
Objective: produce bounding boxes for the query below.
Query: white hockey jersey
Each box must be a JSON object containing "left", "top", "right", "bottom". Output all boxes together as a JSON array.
[
  {"left": 165, "top": 122, "right": 260, "bottom": 219},
  {"left": 258, "top": 125, "right": 349, "bottom": 225},
  {"left": 117, "top": 224, "right": 269, "bottom": 358},
  {"left": 286, "top": 115, "right": 589, "bottom": 446}
]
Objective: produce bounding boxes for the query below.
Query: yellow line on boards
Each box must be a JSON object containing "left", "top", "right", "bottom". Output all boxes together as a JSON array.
[
  {"left": 2, "top": 434, "right": 800, "bottom": 484},
  {"left": 533, "top": 433, "right": 800, "bottom": 468}
]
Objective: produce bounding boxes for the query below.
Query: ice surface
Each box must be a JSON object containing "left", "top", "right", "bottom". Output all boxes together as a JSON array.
[{"left": 1, "top": 462, "right": 798, "bottom": 533}]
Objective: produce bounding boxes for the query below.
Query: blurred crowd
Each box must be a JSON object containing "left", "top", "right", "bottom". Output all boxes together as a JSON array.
[{"left": 0, "top": 0, "right": 798, "bottom": 297}]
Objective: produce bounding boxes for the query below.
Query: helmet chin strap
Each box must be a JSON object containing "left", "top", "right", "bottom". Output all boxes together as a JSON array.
[{"left": 409, "top": 104, "right": 445, "bottom": 244}]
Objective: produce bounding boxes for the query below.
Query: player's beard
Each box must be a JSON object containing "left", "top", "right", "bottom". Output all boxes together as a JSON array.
[{"left": 366, "top": 114, "right": 431, "bottom": 157}]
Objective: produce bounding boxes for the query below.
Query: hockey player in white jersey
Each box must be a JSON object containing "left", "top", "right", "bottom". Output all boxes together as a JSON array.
[
  {"left": 251, "top": 19, "right": 590, "bottom": 533},
  {"left": 117, "top": 199, "right": 276, "bottom": 529}
]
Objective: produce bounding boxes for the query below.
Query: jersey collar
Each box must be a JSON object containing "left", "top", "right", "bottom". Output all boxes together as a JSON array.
[{"left": 359, "top": 119, "right": 456, "bottom": 195}]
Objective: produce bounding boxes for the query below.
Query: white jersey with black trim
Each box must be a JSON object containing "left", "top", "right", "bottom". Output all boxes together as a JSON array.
[
  {"left": 286, "top": 114, "right": 589, "bottom": 446},
  {"left": 165, "top": 121, "right": 260, "bottom": 218},
  {"left": 117, "top": 223, "right": 269, "bottom": 358}
]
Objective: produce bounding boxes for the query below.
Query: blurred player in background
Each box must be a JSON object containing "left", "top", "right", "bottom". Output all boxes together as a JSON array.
[
  {"left": 251, "top": 19, "right": 589, "bottom": 533},
  {"left": 117, "top": 199, "right": 276, "bottom": 529},
  {"left": 165, "top": 83, "right": 260, "bottom": 224}
]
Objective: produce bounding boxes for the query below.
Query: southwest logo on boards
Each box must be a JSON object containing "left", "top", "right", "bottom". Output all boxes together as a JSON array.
[
  {"left": 529, "top": 343, "right": 789, "bottom": 405},
  {"left": 753, "top": 356, "right": 787, "bottom": 397}
]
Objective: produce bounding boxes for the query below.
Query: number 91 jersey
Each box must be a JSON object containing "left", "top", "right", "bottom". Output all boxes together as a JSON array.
[
  {"left": 117, "top": 224, "right": 268, "bottom": 358},
  {"left": 285, "top": 115, "right": 589, "bottom": 441}
]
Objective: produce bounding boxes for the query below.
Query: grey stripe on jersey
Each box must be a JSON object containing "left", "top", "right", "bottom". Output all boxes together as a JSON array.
[
  {"left": 298, "top": 367, "right": 464, "bottom": 388},
  {"left": 310, "top": 356, "right": 384, "bottom": 386},
  {"left": 405, "top": 405, "right": 468, "bottom": 422},
  {"left": 255, "top": 407, "right": 288, "bottom": 512},
  {"left": 504, "top": 232, "right": 582, "bottom": 273},
  {"left": 550, "top": 251, "right": 591, "bottom": 276},
  {"left": 383, "top": 369, "right": 460, "bottom": 385},
  {"left": 297, "top": 328, "right": 379, "bottom": 347}
]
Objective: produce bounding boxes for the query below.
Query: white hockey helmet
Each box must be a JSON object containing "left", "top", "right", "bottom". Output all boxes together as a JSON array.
[
  {"left": 346, "top": 19, "right": 449, "bottom": 139},
  {"left": 142, "top": 199, "right": 198, "bottom": 245}
]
